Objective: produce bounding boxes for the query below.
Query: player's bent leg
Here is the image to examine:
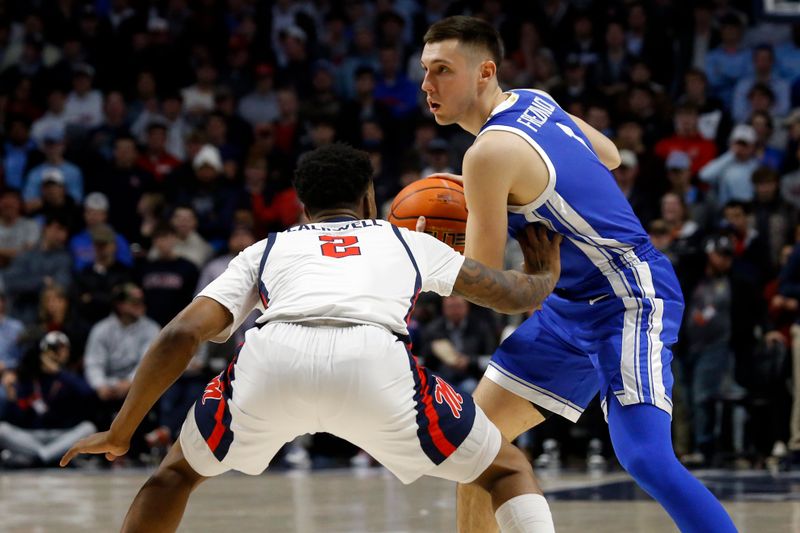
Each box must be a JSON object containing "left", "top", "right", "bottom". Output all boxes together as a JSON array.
[
  {"left": 471, "top": 439, "right": 554, "bottom": 533},
  {"left": 608, "top": 400, "right": 738, "bottom": 533},
  {"left": 458, "top": 376, "right": 546, "bottom": 533},
  {"left": 121, "top": 440, "right": 207, "bottom": 533}
]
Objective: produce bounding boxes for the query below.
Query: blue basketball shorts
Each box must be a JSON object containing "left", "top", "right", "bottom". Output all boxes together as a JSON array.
[{"left": 486, "top": 251, "right": 684, "bottom": 422}]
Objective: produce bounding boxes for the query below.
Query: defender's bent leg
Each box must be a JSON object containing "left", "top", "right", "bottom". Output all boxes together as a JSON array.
[
  {"left": 608, "top": 400, "right": 737, "bottom": 533},
  {"left": 121, "top": 441, "right": 207, "bottom": 533},
  {"left": 472, "top": 438, "right": 554, "bottom": 533},
  {"left": 458, "top": 378, "right": 547, "bottom": 533}
]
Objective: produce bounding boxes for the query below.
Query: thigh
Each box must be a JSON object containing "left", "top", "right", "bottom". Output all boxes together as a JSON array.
[
  {"left": 485, "top": 308, "right": 599, "bottom": 424},
  {"left": 330, "top": 342, "right": 501, "bottom": 486},
  {"left": 179, "top": 337, "right": 307, "bottom": 477}
]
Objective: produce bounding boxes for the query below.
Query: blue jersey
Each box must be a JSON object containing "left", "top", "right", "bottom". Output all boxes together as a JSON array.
[{"left": 478, "top": 89, "right": 652, "bottom": 298}]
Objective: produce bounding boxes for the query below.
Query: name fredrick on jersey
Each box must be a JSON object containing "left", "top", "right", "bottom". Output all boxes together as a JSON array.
[
  {"left": 516, "top": 96, "right": 556, "bottom": 133},
  {"left": 286, "top": 219, "right": 384, "bottom": 232}
]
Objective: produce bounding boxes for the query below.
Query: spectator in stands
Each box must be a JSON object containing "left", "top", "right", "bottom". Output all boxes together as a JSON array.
[
  {"left": 160, "top": 92, "right": 188, "bottom": 161},
  {"left": 83, "top": 283, "right": 159, "bottom": 427},
  {"left": 420, "top": 138, "right": 453, "bottom": 177},
  {"left": 677, "top": 68, "right": 732, "bottom": 146},
  {"left": 242, "top": 156, "right": 301, "bottom": 237},
  {"left": 375, "top": 45, "right": 418, "bottom": 120},
  {"left": 104, "top": 135, "right": 154, "bottom": 241},
  {"left": 1, "top": 116, "right": 42, "bottom": 191},
  {"left": 30, "top": 89, "right": 67, "bottom": 148},
  {"left": 0, "top": 189, "right": 40, "bottom": 269},
  {"left": 195, "top": 225, "right": 255, "bottom": 292},
  {"left": 613, "top": 149, "right": 658, "bottom": 227},
  {"left": 705, "top": 14, "right": 751, "bottom": 107},
  {"left": 733, "top": 45, "right": 791, "bottom": 123},
  {"left": 750, "top": 110, "right": 785, "bottom": 170},
  {"left": 0, "top": 331, "right": 96, "bottom": 468},
  {"left": 421, "top": 296, "right": 498, "bottom": 394},
  {"left": 17, "top": 284, "right": 88, "bottom": 360},
  {"left": 181, "top": 62, "right": 217, "bottom": 117},
  {"left": 0, "top": 290, "right": 24, "bottom": 419},
  {"left": 337, "top": 25, "right": 380, "bottom": 100},
  {"left": 664, "top": 151, "right": 711, "bottom": 228},
  {"left": 167, "top": 206, "right": 213, "bottom": 268},
  {"left": 73, "top": 224, "right": 133, "bottom": 324},
  {"left": 595, "top": 21, "right": 632, "bottom": 98},
  {"left": 137, "top": 224, "right": 198, "bottom": 326},
  {"left": 2, "top": 216, "right": 72, "bottom": 323},
  {"left": 699, "top": 124, "right": 761, "bottom": 205},
  {"left": 681, "top": 234, "right": 736, "bottom": 466},
  {"left": 173, "top": 145, "right": 238, "bottom": 244},
  {"left": 238, "top": 64, "right": 279, "bottom": 127},
  {"left": 654, "top": 104, "right": 718, "bottom": 175},
  {"left": 751, "top": 167, "right": 795, "bottom": 272},
  {"left": 27, "top": 169, "right": 82, "bottom": 232},
  {"left": 660, "top": 192, "right": 706, "bottom": 292},
  {"left": 69, "top": 192, "right": 132, "bottom": 272},
  {"left": 89, "top": 91, "right": 131, "bottom": 161},
  {"left": 63, "top": 63, "right": 103, "bottom": 130},
  {"left": 136, "top": 121, "right": 180, "bottom": 183},
  {"left": 22, "top": 128, "right": 83, "bottom": 211},
  {"left": 337, "top": 66, "right": 392, "bottom": 146}
]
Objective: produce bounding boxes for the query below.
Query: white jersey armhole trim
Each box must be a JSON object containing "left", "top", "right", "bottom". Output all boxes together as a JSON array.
[{"left": 476, "top": 124, "right": 557, "bottom": 213}]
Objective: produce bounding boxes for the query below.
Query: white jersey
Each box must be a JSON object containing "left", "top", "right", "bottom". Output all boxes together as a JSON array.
[{"left": 198, "top": 217, "right": 465, "bottom": 342}]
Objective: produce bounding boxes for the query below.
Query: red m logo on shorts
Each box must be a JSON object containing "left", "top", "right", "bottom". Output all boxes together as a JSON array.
[
  {"left": 202, "top": 374, "right": 224, "bottom": 405},
  {"left": 434, "top": 376, "right": 463, "bottom": 419}
]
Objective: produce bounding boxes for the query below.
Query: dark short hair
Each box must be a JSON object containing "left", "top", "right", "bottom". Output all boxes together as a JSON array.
[
  {"left": 752, "top": 165, "right": 778, "bottom": 184},
  {"left": 423, "top": 16, "right": 504, "bottom": 64},
  {"left": 151, "top": 222, "right": 177, "bottom": 239},
  {"left": 723, "top": 199, "right": 749, "bottom": 213},
  {"left": 293, "top": 143, "right": 372, "bottom": 214}
]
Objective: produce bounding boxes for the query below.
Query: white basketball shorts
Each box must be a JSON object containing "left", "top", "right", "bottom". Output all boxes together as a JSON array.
[{"left": 179, "top": 322, "right": 501, "bottom": 484}]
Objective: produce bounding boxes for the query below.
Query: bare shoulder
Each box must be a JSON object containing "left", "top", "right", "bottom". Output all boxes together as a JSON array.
[
  {"left": 466, "top": 131, "right": 533, "bottom": 172},
  {"left": 467, "top": 130, "right": 548, "bottom": 205}
]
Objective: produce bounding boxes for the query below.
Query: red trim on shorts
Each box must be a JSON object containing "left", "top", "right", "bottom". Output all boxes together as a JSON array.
[
  {"left": 205, "top": 382, "right": 228, "bottom": 452},
  {"left": 414, "top": 362, "right": 457, "bottom": 457}
]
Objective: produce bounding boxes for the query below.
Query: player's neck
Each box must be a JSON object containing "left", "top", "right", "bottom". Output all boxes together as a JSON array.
[
  {"left": 311, "top": 209, "right": 362, "bottom": 223},
  {"left": 459, "top": 87, "right": 508, "bottom": 136}
]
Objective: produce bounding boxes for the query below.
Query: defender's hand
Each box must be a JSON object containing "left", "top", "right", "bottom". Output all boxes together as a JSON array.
[
  {"left": 517, "top": 225, "right": 562, "bottom": 282},
  {"left": 60, "top": 430, "right": 130, "bottom": 466},
  {"left": 416, "top": 216, "right": 426, "bottom": 232}
]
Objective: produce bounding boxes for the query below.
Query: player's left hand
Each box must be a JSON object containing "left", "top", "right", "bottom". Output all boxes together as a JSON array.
[{"left": 60, "top": 430, "right": 130, "bottom": 467}]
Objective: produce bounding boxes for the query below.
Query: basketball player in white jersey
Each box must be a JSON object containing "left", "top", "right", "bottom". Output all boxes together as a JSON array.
[{"left": 61, "top": 144, "right": 561, "bottom": 533}]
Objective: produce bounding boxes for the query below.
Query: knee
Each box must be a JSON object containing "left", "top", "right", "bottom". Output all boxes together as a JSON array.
[
  {"left": 146, "top": 461, "right": 204, "bottom": 491},
  {"left": 473, "top": 442, "right": 535, "bottom": 494},
  {"left": 616, "top": 445, "right": 656, "bottom": 481}
]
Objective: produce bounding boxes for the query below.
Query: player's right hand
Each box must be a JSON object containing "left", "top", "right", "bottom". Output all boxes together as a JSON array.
[
  {"left": 518, "top": 224, "right": 562, "bottom": 283},
  {"left": 60, "top": 430, "right": 130, "bottom": 467},
  {"left": 415, "top": 216, "right": 426, "bottom": 232}
]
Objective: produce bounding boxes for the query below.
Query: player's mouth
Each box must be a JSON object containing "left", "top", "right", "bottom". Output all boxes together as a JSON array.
[{"left": 428, "top": 100, "right": 441, "bottom": 113}]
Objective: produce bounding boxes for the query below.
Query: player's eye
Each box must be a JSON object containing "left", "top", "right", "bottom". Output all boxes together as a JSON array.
[{"left": 439, "top": 66, "right": 449, "bottom": 73}]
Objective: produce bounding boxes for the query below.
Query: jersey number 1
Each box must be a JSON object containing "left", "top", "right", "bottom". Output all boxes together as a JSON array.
[{"left": 319, "top": 235, "right": 361, "bottom": 258}]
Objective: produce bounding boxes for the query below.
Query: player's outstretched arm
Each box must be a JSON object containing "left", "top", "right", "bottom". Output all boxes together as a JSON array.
[
  {"left": 453, "top": 225, "right": 562, "bottom": 314},
  {"left": 60, "top": 297, "right": 232, "bottom": 466}
]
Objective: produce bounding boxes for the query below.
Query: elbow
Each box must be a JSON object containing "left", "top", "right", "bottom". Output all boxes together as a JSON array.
[
  {"left": 605, "top": 147, "right": 622, "bottom": 170},
  {"left": 160, "top": 320, "right": 202, "bottom": 350}
]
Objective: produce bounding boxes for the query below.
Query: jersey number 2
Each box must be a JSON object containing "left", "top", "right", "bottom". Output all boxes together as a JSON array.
[{"left": 319, "top": 235, "right": 361, "bottom": 258}]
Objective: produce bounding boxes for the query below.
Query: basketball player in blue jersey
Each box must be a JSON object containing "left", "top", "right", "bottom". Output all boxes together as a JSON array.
[{"left": 419, "top": 16, "right": 737, "bottom": 533}]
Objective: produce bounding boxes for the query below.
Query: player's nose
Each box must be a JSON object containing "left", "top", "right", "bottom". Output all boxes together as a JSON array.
[{"left": 421, "top": 73, "right": 434, "bottom": 94}]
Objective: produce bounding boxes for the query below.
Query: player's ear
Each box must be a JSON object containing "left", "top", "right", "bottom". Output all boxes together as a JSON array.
[{"left": 479, "top": 60, "right": 496, "bottom": 85}]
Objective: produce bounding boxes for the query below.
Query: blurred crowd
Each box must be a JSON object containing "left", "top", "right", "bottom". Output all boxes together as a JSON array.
[{"left": 0, "top": 0, "right": 798, "bottom": 472}]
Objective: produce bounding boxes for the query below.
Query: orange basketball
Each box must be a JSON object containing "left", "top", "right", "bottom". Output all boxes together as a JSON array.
[{"left": 388, "top": 177, "right": 467, "bottom": 253}]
